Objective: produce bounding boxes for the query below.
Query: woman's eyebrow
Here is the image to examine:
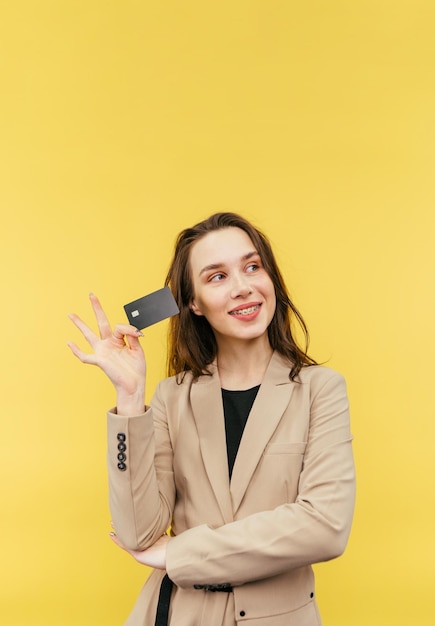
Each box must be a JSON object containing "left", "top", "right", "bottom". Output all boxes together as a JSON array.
[
  {"left": 199, "top": 262, "right": 224, "bottom": 276},
  {"left": 199, "top": 251, "right": 259, "bottom": 276}
]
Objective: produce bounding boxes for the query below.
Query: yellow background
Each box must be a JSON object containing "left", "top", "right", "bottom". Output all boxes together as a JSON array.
[{"left": 1, "top": 1, "right": 434, "bottom": 624}]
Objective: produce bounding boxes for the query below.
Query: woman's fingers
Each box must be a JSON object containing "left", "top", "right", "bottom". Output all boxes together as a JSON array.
[
  {"left": 68, "top": 300, "right": 143, "bottom": 352},
  {"left": 112, "top": 324, "right": 144, "bottom": 347},
  {"left": 89, "top": 293, "right": 112, "bottom": 340},
  {"left": 67, "top": 312, "right": 100, "bottom": 348},
  {"left": 109, "top": 532, "right": 126, "bottom": 551},
  {"left": 67, "top": 341, "right": 97, "bottom": 365},
  {"left": 68, "top": 320, "right": 143, "bottom": 363}
]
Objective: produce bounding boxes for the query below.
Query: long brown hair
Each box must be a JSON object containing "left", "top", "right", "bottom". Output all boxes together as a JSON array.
[{"left": 165, "top": 212, "right": 317, "bottom": 381}]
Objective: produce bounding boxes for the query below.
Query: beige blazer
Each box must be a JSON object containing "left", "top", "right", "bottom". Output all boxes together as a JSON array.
[{"left": 107, "top": 352, "right": 355, "bottom": 626}]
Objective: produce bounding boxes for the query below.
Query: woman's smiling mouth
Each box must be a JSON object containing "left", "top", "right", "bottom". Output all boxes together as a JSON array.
[{"left": 229, "top": 303, "right": 261, "bottom": 317}]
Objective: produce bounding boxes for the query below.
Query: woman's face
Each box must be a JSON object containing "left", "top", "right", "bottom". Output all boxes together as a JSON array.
[{"left": 189, "top": 227, "right": 276, "bottom": 347}]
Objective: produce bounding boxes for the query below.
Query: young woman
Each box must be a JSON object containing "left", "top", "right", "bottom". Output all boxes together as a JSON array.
[{"left": 68, "top": 212, "right": 355, "bottom": 626}]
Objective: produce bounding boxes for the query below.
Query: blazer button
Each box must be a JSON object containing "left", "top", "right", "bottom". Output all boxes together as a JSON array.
[
  {"left": 117, "top": 452, "right": 126, "bottom": 462},
  {"left": 117, "top": 442, "right": 127, "bottom": 452},
  {"left": 117, "top": 462, "right": 127, "bottom": 471},
  {"left": 117, "top": 433, "right": 126, "bottom": 442},
  {"left": 239, "top": 611, "right": 246, "bottom": 617}
]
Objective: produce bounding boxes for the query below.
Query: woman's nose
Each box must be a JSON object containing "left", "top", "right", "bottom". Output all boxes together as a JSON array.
[{"left": 230, "top": 274, "right": 253, "bottom": 298}]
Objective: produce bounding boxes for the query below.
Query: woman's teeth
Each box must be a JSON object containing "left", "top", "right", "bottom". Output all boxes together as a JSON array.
[{"left": 229, "top": 305, "right": 260, "bottom": 316}]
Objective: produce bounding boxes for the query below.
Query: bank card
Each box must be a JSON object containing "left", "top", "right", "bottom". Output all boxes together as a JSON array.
[{"left": 124, "top": 286, "right": 179, "bottom": 330}]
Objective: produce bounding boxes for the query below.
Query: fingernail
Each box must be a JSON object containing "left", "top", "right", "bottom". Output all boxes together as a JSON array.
[{"left": 109, "top": 532, "right": 115, "bottom": 537}]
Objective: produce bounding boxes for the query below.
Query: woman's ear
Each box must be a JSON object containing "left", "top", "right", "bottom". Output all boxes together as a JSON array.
[{"left": 190, "top": 300, "right": 203, "bottom": 316}]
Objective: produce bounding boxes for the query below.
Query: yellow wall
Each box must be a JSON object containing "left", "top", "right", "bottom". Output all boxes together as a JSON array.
[{"left": 1, "top": 2, "right": 434, "bottom": 624}]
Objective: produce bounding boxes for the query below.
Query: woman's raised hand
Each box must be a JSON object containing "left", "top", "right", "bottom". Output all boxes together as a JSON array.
[{"left": 67, "top": 293, "right": 146, "bottom": 415}]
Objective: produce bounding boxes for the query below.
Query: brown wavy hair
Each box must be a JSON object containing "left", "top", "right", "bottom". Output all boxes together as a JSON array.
[{"left": 165, "top": 212, "right": 317, "bottom": 381}]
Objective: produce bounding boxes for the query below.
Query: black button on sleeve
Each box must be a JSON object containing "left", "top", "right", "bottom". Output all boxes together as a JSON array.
[
  {"left": 117, "top": 452, "right": 126, "bottom": 462},
  {"left": 117, "top": 462, "right": 127, "bottom": 471},
  {"left": 117, "top": 442, "right": 127, "bottom": 452},
  {"left": 117, "top": 433, "right": 126, "bottom": 442}
]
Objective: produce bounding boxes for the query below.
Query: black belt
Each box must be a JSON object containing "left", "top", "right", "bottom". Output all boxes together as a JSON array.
[
  {"left": 154, "top": 575, "right": 233, "bottom": 626},
  {"left": 193, "top": 583, "right": 233, "bottom": 592},
  {"left": 155, "top": 574, "right": 173, "bottom": 626}
]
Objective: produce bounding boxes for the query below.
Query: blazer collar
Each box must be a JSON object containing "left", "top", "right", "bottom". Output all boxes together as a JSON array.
[
  {"left": 190, "top": 363, "right": 232, "bottom": 523},
  {"left": 190, "top": 351, "right": 294, "bottom": 519}
]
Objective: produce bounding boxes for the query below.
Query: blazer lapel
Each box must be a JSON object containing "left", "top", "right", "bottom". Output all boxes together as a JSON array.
[
  {"left": 190, "top": 364, "right": 234, "bottom": 524},
  {"left": 230, "top": 352, "right": 295, "bottom": 514}
]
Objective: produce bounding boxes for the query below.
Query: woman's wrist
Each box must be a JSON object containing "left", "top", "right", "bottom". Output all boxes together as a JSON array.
[{"left": 116, "top": 387, "right": 146, "bottom": 416}]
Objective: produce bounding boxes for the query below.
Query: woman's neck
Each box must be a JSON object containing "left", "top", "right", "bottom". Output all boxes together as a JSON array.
[{"left": 216, "top": 338, "right": 273, "bottom": 390}]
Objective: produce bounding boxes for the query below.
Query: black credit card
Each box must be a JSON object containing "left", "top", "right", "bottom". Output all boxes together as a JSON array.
[{"left": 124, "top": 286, "right": 179, "bottom": 330}]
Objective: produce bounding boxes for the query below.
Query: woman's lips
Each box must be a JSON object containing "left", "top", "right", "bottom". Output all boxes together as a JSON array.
[{"left": 228, "top": 303, "right": 262, "bottom": 319}]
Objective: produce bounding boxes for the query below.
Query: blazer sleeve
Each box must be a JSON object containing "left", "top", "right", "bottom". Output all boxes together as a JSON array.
[
  {"left": 107, "top": 380, "right": 175, "bottom": 550},
  {"left": 166, "top": 370, "right": 355, "bottom": 588}
]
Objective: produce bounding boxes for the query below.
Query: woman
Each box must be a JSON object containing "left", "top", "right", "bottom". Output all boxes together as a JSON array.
[{"left": 68, "top": 212, "right": 355, "bottom": 626}]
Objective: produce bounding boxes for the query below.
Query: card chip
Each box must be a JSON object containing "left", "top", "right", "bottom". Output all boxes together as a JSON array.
[{"left": 131, "top": 310, "right": 139, "bottom": 318}]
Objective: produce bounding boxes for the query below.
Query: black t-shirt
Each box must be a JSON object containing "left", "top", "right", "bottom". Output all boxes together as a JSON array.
[{"left": 221, "top": 385, "right": 260, "bottom": 479}]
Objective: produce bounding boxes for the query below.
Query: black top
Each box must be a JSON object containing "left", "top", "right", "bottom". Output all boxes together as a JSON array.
[{"left": 221, "top": 385, "right": 260, "bottom": 479}]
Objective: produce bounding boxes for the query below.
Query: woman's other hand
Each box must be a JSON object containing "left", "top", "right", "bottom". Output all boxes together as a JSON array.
[
  {"left": 67, "top": 293, "right": 146, "bottom": 414},
  {"left": 109, "top": 532, "right": 170, "bottom": 570}
]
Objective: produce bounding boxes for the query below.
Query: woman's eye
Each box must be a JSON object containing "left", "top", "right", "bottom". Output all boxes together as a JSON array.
[
  {"left": 246, "top": 263, "right": 259, "bottom": 273},
  {"left": 209, "top": 273, "right": 225, "bottom": 282}
]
